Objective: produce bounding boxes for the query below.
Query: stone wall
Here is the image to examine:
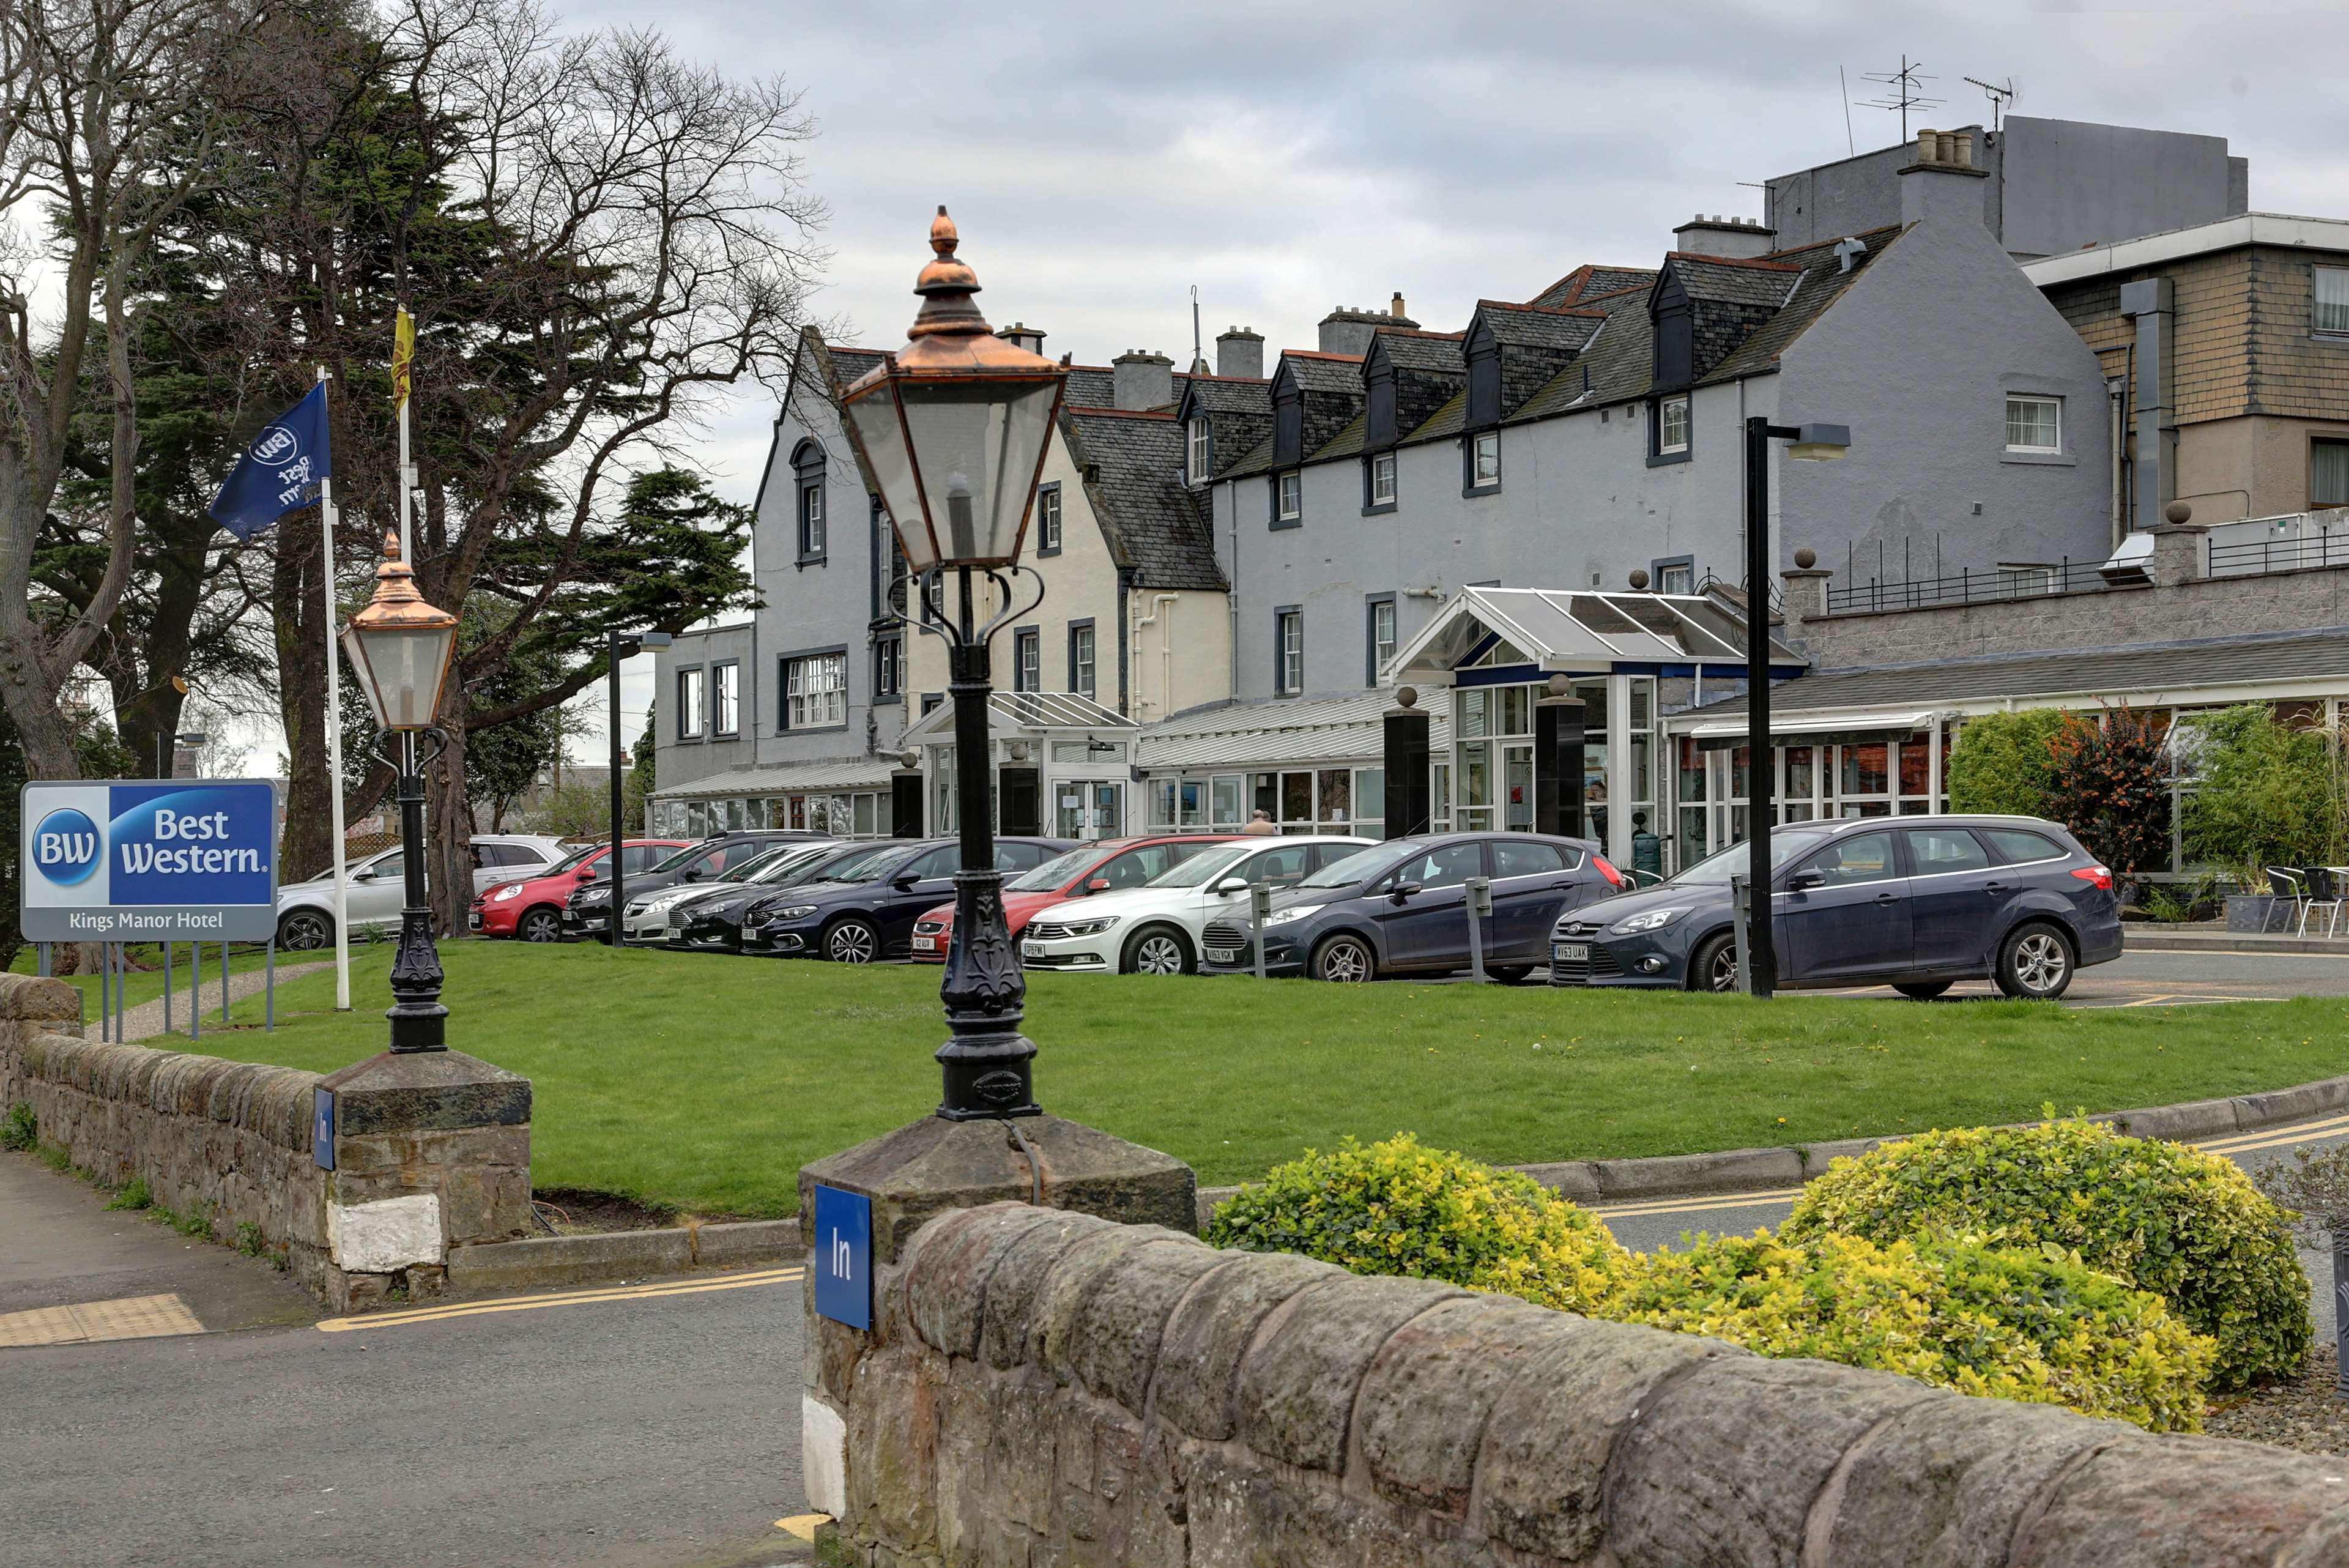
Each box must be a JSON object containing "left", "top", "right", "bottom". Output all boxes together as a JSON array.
[
  {"left": 809, "top": 1200, "right": 2349, "bottom": 1567},
  {"left": 0, "top": 972, "right": 533, "bottom": 1310}
]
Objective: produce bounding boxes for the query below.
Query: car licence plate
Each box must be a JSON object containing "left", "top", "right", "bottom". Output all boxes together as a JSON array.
[
  {"left": 913, "top": 936, "right": 937, "bottom": 951},
  {"left": 467, "top": 912, "right": 483, "bottom": 931},
  {"left": 1554, "top": 943, "right": 1589, "bottom": 962},
  {"left": 1020, "top": 941, "right": 1045, "bottom": 959},
  {"left": 1206, "top": 946, "right": 1238, "bottom": 964}
]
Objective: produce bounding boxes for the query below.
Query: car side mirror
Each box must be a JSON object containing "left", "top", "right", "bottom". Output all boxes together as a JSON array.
[
  {"left": 683, "top": 868, "right": 702, "bottom": 882},
  {"left": 892, "top": 874, "right": 920, "bottom": 890},
  {"left": 1085, "top": 877, "right": 1111, "bottom": 894},
  {"left": 1390, "top": 881, "right": 1423, "bottom": 904},
  {"left": 1787, "top": 869, "right": 1825, "bottom": 891},
  {"left": 352, "top": 868, "right": 377, "bottom": 882},
  {"left": 1214, "top": 877, "right": 1249, "bottom": 895}
]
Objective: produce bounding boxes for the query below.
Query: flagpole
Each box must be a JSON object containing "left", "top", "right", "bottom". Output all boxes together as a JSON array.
[{"left": 317, "top": 364, "right": 352, "bottom": 1011}]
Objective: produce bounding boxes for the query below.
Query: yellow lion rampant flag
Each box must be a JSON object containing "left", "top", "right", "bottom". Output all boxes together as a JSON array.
[{"left": 391, "top": 306, "right": 415, "bottom": 409}]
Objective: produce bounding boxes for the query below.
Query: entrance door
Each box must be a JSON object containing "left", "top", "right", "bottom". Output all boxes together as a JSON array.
[
  {"left": 1091, "top": 781, "right": 1123, "bottom": 838},
  {"left": 1503, "top": 743, "right": 1534, "bottom": 833}
]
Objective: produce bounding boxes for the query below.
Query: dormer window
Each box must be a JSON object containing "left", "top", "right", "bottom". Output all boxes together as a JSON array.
[
  {"left": 1464, "top": 321, "right": 1501, "bottom": 429},
  {"left": 1186, "top": 417, "right": 1211, "bottom": 482}
]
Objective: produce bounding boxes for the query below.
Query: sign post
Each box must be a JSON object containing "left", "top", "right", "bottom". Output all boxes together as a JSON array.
[
  {"left": 20, "top": 780, "right": 280, "bottom": 946},
  {"left": 1466, "top": 875, "right": 1492, "bottom": 983}
]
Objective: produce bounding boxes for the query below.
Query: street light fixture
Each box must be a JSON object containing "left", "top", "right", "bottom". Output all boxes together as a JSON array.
[
  {"left": 608, "top": 628, "right": 673, "bottom": 942},
  {"left": 342, "top": 529, "right": 461, "bottom": 1052},
  {"left": 838, "top": 207, "right": 1066, "bottom": 1120},
  {"left": 1742, "top": 417, "right": 1850, "bottom": 1000}
]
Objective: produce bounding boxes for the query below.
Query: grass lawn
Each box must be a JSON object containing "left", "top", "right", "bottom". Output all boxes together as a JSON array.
[{"left": 169, "top": 939, "right": 2349, "bottom": 1221}]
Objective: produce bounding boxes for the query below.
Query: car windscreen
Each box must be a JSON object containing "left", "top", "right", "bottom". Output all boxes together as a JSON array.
[
  {"left": 1299, "top": 840, "right": 1417, "bottom": 889},
  {"left": 813, "top": 843, "right": 920, "bottom": 885},
  {"left": 1670, "top": 830, "right": 1833, "bottom": 886},
  {"left": 748, "top": 844, "right": 840, "bottom": 883},
  {"left": 717, "top": 846, "right": 795, "bottom": 883},
  {"left": 1011, "top": 844, "right": 1106, "bottom": 892},
  {"left": 648, "top": 842, "right": 714, "bottom": 874},
  {"left": 1146, "top": 842, "right": 1257, "bottom": 889},
  {"left": 544, "top": 844, "right": 601, "bottom": 874}
]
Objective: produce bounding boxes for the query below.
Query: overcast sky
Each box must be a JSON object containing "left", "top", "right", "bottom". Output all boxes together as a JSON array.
[{"left": 424, "top": 0, "right": 2349, "bottom": 764}]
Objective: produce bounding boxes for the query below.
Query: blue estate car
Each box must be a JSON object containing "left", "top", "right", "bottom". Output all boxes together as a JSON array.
[
  {"left": 1197, "top": 831, "right": 1620, "bottom": 983},
  {"left": 1548, "top": 815, "right": 2123, "bottom": 999}
]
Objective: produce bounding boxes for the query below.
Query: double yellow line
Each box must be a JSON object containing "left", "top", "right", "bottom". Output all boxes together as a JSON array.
[
  {"left": 316, "top": 1266, "right": 803, "bottom": 1334},
  {"left": 1592, "top": 1109, "right": 2349, "bottom": 1224}
]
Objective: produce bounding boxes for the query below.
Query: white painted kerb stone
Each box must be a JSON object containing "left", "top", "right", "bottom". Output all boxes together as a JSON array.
[
  {"left": 328, "top": 1194, "right": 445, "bottom": 1273},
  {"left": 802, "top": 1393, "right": 847, "bottom": 1517}
]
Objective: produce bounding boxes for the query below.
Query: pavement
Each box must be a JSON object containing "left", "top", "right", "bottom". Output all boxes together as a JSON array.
[{"left": 115, "top": 959, "right": 336, "bottom": 1044}]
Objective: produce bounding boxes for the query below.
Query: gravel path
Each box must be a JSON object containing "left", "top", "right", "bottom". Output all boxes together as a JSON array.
[
  {"left": 114, "top": 960, "right": 335, "bottom": 1044},
  {"left": 2208, "top": 1347, "right": 2349, "bottom": 1455}
]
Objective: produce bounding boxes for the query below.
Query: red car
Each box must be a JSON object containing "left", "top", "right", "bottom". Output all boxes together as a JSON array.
[
  {"left": 468, "top": 838, "right": 688, "bottom": 942},
  {"left": 909, "top": 835, "right": 1244, "bottom": 962}
]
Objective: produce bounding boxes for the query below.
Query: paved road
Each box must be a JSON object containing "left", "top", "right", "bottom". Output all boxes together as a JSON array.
[
  {"left": 0, "top": 1156, "right": 811, "bottom": 1568},
  {"left": 1493, "top": 947, "right": 2349, "bottom": 1006}
]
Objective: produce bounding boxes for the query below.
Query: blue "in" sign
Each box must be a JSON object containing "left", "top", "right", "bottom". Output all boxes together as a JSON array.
[{"left": 812, "top": 1184, "right": 872, "bottom": 1330}]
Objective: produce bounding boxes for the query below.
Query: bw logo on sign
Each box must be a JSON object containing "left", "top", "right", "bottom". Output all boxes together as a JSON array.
[{"left": 32, "top": 808, "right": 101, "bottom": 886}]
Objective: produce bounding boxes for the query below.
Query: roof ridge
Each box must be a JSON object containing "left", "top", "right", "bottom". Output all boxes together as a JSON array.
[
  {"left": 1282, "top": 349, "right": 1366, "bottom": 363},
  {"left": 1375, "top": 326, "right": 1466, "bottom": 341},
  {"left": 1480, "top": 297, "right": 1606, "bottom": 318},
  {"left": 1665, "top": 251, "right": 1804, "bottom": 272},
  {"left": 1064, "top": 404, "right": 1176, "bottom": 420}
]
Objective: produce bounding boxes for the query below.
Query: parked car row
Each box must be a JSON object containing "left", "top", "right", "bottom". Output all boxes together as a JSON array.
[{"left": 283, "top": 812, "right": 2120, "bottom": 998}]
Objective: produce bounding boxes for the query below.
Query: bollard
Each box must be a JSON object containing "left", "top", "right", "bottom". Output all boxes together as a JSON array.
[
  {"left": 1465, "top": 875, "right": 1492, "bottom": 983},
  {"left": 1729, "top": 872, "right": 1753, "bottom": 995},
  {"left": 1249, "top": 881, "right": 1271, "bottom": 982}
]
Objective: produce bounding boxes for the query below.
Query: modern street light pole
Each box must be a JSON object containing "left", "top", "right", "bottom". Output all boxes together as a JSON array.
[
  {"left": 1742, "top": 415, "right": 1852, "bottom": 999},
  {"left": 836, "top": 207, "right": 1066, "bottom": 1120},
  {"left": 607, "top": 628, "right": 672, "bottom": 945},
  {"left": 341, "top": 530, "right": 461, "bottom": 1052}
]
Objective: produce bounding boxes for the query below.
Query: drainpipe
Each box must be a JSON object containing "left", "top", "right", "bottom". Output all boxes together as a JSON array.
[
  {"left": 1136, "top": 593, "right": 1177, "bottom": 720},
  {"left": 2120, "top": 278, "right": 2175, "bottom": 535},
  {"left": 1225, "top": 478, "right": 1239, "bottom": 696}
]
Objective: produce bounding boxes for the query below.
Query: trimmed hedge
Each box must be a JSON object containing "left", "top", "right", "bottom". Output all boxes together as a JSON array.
[
  {"left": 1781, "top": 1117, "right": 2310, "bottom": 1389},
  {"left": 1206, "top": 1134, "right": 1625, "bottom": 1313},
  {"left": 1606, "top": 1229, "right": 2213, "bottom": 1433}
]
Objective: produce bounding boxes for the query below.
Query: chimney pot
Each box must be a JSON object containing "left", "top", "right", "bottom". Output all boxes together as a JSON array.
[
  {"left": 1390, "top": 291, "right": 1407, "bottom": 318},
  {"left": 994, "top": 321, "right": 1047, "bottom": 355}
]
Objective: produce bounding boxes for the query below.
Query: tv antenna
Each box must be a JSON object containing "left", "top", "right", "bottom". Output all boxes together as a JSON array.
[
  {"left": 1189, "top": 284, "right": 1206, "bottom": 376},
  {"left": 1963, "top": 75, "right": 2017, "bottom": 132},
  {"left": 1860, "top": 56, "right": 1942, "bottom": 141}
]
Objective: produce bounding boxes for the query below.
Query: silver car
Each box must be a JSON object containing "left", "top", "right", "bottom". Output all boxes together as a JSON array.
[{"left": 275, "top": 833, "right": 566, "bottom": 949}]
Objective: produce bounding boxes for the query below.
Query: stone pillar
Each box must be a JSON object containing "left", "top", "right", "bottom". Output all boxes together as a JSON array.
[
  {"left": 2148, "top": 516, "right": 2206, "bottom": 586},
  {"left": 796, "top": 1113, "right": 1195, "bottom": 1527},
  {"left": 1781, "top": 559, "right": 1832, "bottom": 642},
  {"left": 317, "top": 1049, "right": 533, "bottom": 1311},
  {"left": 1383, "top": 693, "right": 1433, "bottom": 839}
]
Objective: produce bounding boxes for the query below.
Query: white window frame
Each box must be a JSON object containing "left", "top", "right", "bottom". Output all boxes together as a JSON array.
[
  {"left": 1276, "top": 470, "right": 1301, "bottom": 521},
  {"left": 875, "top": 636, "right": 902, "bottom": 699},
  {"left": 2315, "top": 266, "right": 2349, "bottom": 337},
  {"left": 1657, "top": 396, "right": 1690, "bottom": 455},
  {"left": 1037, "top": 485, "right": 1062, "bottom": 552},
  {"left": 1471, "top": 430, "right": 1501, "bottom": 487},
  {"left": 677, "top": 667, "right": 705, "bottom": 740},
  {"left": 1187, "top": 418, "right": 1211, "bottom": 482},
  {"left": 1014, "top": 626, "right": 1041, "bottom": 693},
  {"left": 784, "top": 652, "right": 847, "bottom": 730},
  {"left": 1277, "top": 609, "right": 1303, "bottom": 694},
  {"left": 1371, "top": 598, "right": 1396, "bottom": 677},
  {"left": 1369, "top": 451, "right": 1397, "bottom": 505},
  {"left": 711, "top": 662, "right": 738, "bottom": 737},
  {"left": 799, "top": 483, "right": 825, "bottom": 557},
  {"left": 2005, "top": 394, "right": 2063, "bottom": 455},
  {"left": 1660, "top": 562, "right": 1695, "bottom": 595},
  {"left": 1070, "top": 623, "right": 1096, "bottom": 699}
]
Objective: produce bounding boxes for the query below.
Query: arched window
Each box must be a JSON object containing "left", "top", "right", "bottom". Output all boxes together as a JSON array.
[{"left": 791, "top": 440, "right": 827, "bottom": 563}]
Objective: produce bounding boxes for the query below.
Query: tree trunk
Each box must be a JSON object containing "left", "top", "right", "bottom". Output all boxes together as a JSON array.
[
  {"left": 111, "top": 528, "right": 207, "bottom": 775},
  {"left": 428, "top": 721, "right": 472, "bottom": 937},
  {"left": 273, "top": 522, "right": 337, "bottom": 880}
]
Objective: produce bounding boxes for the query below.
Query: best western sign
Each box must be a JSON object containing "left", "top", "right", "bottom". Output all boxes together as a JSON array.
[{"left": 19, "top": 781, "right": 279, "bottom": 940}]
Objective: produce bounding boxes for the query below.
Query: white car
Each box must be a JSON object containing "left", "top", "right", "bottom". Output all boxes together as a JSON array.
[
  {"left": 1017, "top": 835, "right": 1376, "bottom": 975},
  {"left": 275, "top": 833, "right": 568, "bottom": 949},
  {"left": 619, "top": 839, "right": 845, "bottom": 944}
]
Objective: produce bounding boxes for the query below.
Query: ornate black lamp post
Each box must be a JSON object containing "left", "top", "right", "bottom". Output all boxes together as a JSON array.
[
  {"left": 837, "top": 209, "right": 1066, "bottom": 1120},
  {"left": 341, "top": 530, "right": 462, "bottom": 1052}
]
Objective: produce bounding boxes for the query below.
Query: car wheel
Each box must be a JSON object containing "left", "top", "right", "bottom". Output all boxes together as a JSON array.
[
  {"left": 825, "top": 917, "right": 880, "bottom": 964},
  {"left": 276, "top": 909, "right": 333, "bottom": 951},
  {"left": 1311, "top": 934, "right": 1376, "bottom": 984},
  {"left": 1894, "top": 980, "right": 1954, "bottom": 1000},
  {"left": 518, "top": 907, "right": 562, "bottom": 943},
  {"left": 1486, "top": 964, "right": 1532, "bottom": 984},
  {"left": 1121, "top": 926, "right": 1193, "bottom": 976},
  {"left": 1994, "top": 922, "right": 2074, "bottom": 1000},
  {"left": 1687, "top": 932, "right": 1739, "bottom": 993}
]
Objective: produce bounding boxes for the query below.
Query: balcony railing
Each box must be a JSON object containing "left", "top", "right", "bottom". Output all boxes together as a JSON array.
[{"left": 1825, "top": 559, "right": 2110, "bottom": 614}]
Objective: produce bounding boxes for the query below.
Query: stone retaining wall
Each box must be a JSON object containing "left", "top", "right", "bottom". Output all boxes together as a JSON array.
[
  {"left": 0, "top": 972, "right": 532, "bottom": 1310},
  {"left": 809, "top": 1200, "right": 2349, "bottom": 1568}
]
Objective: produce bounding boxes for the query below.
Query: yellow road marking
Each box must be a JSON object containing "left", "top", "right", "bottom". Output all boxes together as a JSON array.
[
  {"left": 776, "top": 1515, "right": 831, "bottom": 1542},
  {"left": 2200, "top": 1110, "right": 2349, "bottom": 1154},
  {"left": 316, "top": 1267, "right": 803, "bottom": 1333},
  {"left": 1593, "top": 1187, "right": 1803, "bottom": 1219}
]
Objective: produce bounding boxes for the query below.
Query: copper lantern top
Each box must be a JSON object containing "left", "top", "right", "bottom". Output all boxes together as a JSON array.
[{"left": 836, "top": 207, "right": 1067, "bottom": 574}]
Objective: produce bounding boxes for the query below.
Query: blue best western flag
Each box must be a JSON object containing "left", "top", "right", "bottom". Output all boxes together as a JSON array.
[{"left": 207, "top": 384, "right": 332, "bottom": 540}]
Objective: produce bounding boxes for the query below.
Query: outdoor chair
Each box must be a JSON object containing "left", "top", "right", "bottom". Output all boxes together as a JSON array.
[
  {"left": 2263, "top": 866, "right": 2307, "bottom": 933},
  {"left": 2298, "top": 866, "right": 2344, "bottom": 938}
]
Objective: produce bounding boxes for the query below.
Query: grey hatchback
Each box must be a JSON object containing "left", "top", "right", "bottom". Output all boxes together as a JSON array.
[{"left": 1548, "top": 815, "right": 2122, "bottom": 999}]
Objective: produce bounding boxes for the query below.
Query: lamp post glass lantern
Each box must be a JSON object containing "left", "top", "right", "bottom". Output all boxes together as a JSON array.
[
  {"left": 838, "top": 208, "right": 1066, "bottom": 1120},
  {"left": 342, "top": 530, "right": 461, "bottom": 1052},
  {"left": 1740, "top": 418, "right": 1850, "bottom": 999}
]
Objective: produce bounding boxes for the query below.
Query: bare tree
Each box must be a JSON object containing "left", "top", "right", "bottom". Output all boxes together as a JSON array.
[{"left": 0, "top": 0, "right": 256, "bottom": 779}]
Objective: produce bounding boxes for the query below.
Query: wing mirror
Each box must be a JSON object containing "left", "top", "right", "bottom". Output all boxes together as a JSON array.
[
  {"left": 1085, "top": 877, "right": 1111, "bottom": 894},
  {"left": 352, "top": 867, "right": 378, "bottom": 882},
  {"left": 892, "top": 874, "right": 920, "bottom": 890},
  {"left": 1787, "top": 869, "right": 1825, "bottom": 892},
  {"left": 683, "top": 867, "right": 703, "bottom": 882},
  {"left": 1214, "top": 877, "right": 1249, "bottom": 895},
  {"left": 1389, "top": 881, "right": 1423, "bottom": 904}
]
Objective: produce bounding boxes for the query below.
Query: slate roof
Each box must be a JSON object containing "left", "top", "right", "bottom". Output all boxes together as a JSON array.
[
  {"left": 1678, "top": 624, "right": 2349, "bottom": 718},
  {"left": 1280, "top": 351, "right": 1367, "bottom": 393},
  {"left": 1476, "top": 300, "right": 1606, "bottom": 353},
  {"left": 1372, "top": 327, "right": 1466, "bottom": 373},
  {"left": 1666, "top": 254, "right": 1805, "bottom": 308},
  {"left": 1534, "top": 264, "right": 1659, "bottom": 307},
  {"left": 1059, "top": 407, "right": 1226, "bottom": 592}
]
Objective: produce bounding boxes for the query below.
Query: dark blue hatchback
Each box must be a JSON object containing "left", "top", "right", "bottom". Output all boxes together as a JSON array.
[{"left": 1548, "top": 815, "right": 2123, "bottom": 999}]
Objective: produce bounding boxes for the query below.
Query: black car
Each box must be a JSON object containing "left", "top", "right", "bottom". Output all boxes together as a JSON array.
[
  {"left": 1548, "top": 814, "right": 2123, "bottom": 999},
  {"left": 562, "top": 830, "right": 824, "bottom": 940},
  {"left": 673, "top": 840, "right": 906, "bottom": 953},
  {"left": 1197, "top": 832, "right": 1620, "bottom": 983},
  {"left": 738, "top": 836, "right": 1074, "bottom": 963}
]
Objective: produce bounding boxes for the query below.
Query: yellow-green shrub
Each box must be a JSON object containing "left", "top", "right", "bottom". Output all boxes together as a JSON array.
[
  {"left": 1206, "top": 1134, "right": 1625, "bottom": 1313},
  {"left": 1781, "top": 1117, "right": 2309, "bottom": 1389},
  {"left": 1605, "top": 1229, "right": 2213, "bottom": 1432}
]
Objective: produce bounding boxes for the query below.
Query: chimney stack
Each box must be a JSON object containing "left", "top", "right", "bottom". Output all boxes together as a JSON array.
[
  {"left": 1671, "top": 215, "right": 1778, "bottom": 260},
  {"left": 995, "top": 321, "right": 1046, "bottom": 355},
  {"left": 1390, "top": 291, "right": 1408, "bottom": 319},
  {"left": 1112, "top": 349, "right": 1174, "bottom": 411},
  {"left": 1899, "top": 127, "right": 1992, "bottom": 228},
  {"left": 1215, "top": 325, "right": 1264, "bottom": 380},
  {"left": 1318, "top": 302, "right": 1414, "bottom": 357}
]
